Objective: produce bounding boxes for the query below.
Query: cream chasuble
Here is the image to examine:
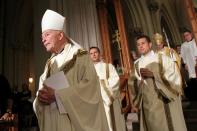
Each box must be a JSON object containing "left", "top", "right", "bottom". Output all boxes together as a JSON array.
[
  {"left": 130, "top": 51, "right": 187, "bottom": 131},
  {"left": 33, "top": 42, "right": 109, "bottom": 131}
]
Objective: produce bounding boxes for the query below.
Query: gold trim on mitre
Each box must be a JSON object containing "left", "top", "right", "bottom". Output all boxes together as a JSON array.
[{"left": 153, "top": 33, "right": 163, "bottom": 45}]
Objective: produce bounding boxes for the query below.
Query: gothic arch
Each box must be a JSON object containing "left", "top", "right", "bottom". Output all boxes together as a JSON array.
[
  {"left": 121, "top": 0, "right": 154, "bottom": 52},
  {"left": 121, "top": 0, "right": 142, "bottom": 52},
  {"left": 122, "top": 0, "right": 141, "bottom": 29},
  {"left": 158, "top": 5, "right": 181, "bottom": 47}
]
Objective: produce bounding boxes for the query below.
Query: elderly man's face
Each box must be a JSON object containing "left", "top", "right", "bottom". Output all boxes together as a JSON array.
[
  {"left": 42, "top": 30, "right": 62, "bottom": 53},
  {"left": 156, "top": 42, "right": 164, "bottom": 50}
]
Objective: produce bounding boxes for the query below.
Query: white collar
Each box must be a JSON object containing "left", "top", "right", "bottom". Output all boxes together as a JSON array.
[{"left": 141, "top": 50, "right": 154, "bottom": 58}]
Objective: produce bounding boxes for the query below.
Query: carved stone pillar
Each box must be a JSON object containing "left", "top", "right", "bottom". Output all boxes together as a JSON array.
[
  {"left": 147, "top": 0, "right": 159, "bottom": 12},
  {"left": 147, "top": 0, "right": 159, "bottom": 32}
]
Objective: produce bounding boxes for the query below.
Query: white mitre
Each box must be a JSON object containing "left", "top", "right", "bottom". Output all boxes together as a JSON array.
[{"left": 41, "top": 9, "right": 65, "bottom": 33}]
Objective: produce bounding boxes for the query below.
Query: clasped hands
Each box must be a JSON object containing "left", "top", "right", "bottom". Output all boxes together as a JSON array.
[
  {"left": 38, "top": 84, "right": 56, "bottom": 105},
  {"left": 140, "top": 68, "right": 154, "bottom": 79}
]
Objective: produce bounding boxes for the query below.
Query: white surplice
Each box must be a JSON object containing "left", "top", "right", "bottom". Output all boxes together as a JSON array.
[
  {"left": 181, "top": 39, "right": 197, "bottom": 78},
  {"left": 94, "top": 61, "right": 120, "bottom": 131}
]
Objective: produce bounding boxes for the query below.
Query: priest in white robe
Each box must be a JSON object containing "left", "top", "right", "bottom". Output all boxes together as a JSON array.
[
  {"left": 181, "top": 29, "right": 197, "bottom": 79},
  {"left": 89, "top": 47, "right": 126, "bottom": 131},
  {"left": 33, "top": 9, "right": 109, "bottom": 131},
  {"left": 129, "top": 35, "right": 187, "bottom": 131}
]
